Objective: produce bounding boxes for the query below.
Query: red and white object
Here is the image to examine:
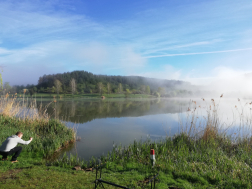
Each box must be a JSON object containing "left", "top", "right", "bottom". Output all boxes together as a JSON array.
[{"left": 150, "top": 149, "right": 155, "bottom": 167}]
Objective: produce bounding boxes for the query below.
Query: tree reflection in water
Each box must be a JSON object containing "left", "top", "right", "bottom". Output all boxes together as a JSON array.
[{"left": 42, "top": 99, "right": 188, "bottom": 124}]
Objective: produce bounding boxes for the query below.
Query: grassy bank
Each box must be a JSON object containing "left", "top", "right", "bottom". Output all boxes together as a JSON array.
[
  {"left": 2, "top": 130, "right": 252, "bottom": 188},
  {"left": 1, "top": 97, "right": 252, "bottom": 188},
  {"left": 0, "top": 116, "right": 75, "bottom": 157},
  {"left": 0, "top": 98, "right": 81, "bottom": 188}
]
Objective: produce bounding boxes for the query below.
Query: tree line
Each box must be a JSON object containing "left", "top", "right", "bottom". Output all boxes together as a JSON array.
[{"left": 3, "top": 70, "right": 193, "bottom": 97}]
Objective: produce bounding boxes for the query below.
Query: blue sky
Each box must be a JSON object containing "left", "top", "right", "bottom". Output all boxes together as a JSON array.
[{"left": 0, "top": 0, "right": 252, "bottom": 86}]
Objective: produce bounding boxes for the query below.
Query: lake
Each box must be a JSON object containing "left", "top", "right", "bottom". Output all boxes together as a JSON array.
[{"left": 39, "top": 97, "right": 252, "bottom": 160}]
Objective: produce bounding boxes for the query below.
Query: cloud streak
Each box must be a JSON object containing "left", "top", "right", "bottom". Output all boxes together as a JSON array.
[{"left": 143, "top": 48, "right": 252, "bottom": 59}]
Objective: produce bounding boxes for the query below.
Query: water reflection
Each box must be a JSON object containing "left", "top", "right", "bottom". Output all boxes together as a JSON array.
[
  {"left": 69, "top": 114, "right": 183, "bottom": 160},
  {"left": 38, "top": 98, "right": 189, "bottom": 160},
  {"left": 37, "top": 98, "right": 252, "bottom": 160},
  {"left": 44, "top": 99, "right": 189, "bottom": 123}
]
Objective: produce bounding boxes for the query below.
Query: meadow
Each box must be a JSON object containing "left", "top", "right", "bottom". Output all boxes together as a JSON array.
[{"left": 1, "top": 96, "right": 252, "bottom": 188}]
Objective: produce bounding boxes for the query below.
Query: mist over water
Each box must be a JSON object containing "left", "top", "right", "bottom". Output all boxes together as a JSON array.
[
  {"left": 36, "top": 97, "right": 252, "bottom": 160},
  {"left": 189, "top": 69, "right": 252, "bottom": 98}
]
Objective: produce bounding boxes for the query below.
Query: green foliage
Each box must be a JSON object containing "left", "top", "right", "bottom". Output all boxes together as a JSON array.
[
  {"left": 146, "top": 85, "right": 150, "bottom": 94},
  {"left": 35, "top": 70, "right": 189, "bottom": 95},
  {"left": 29, "top": 89, "right": 34, "bottom": 96},
  {"left": 0, "top": 115, "right": 75, "bottom": 157},
  {"left": 124, "top": 89, "right": 131, "bottom": 98},
  {"left": 6, "top": 70, "right": 193, "bottom": 97},
  {"left": 97, "top": 82, "right": 103, "bottom": 95},
  {"left": 51, "top": 86, "right": 55, "bottom": 94},
  {"left": 103, "top": 132, "right": 252, "bottom": 188},
  {"left": 140, "top": 85, "right": 146, "bottom": 93},
  {"left": 154, "top": 91, "right": 160, "bottom": 97},
  {"left": 118, "top": 83, "right": 123, "bottom": 93}
]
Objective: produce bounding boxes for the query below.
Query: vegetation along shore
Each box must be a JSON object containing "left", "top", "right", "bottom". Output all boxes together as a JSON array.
[
  {"left": 3, "top": 70, "right": 194, "bottom": 99},
  {"left": 1, "top": 97, "right": 252, "bottom": 188}
]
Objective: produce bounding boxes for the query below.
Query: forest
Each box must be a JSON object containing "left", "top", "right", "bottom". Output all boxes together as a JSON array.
[{"left": 4, "top": 70, "right": 193, "bottom": 97}]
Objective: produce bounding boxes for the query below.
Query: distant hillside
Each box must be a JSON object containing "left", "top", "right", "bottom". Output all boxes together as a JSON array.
[{"left": 35, "top": 70, "right": 191, "bottom": 96}]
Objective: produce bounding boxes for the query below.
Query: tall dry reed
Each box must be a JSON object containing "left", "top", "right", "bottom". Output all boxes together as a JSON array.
[
  {"left": 0, "top": 96, "right": 51, "bottom": 123},
  {"left": 181, "top": 95, "right": 252, "bottom": 143}
]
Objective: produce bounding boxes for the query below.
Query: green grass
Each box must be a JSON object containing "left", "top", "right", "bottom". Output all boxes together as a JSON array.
[
  {"left": 2, "top": 132, "right": 252, "bottom": 188},
  {"left": 0, "top": 161, "right": 95, "bottom": 189},
  {"left": 47, "top": 132, "right": 252, "bottom": 188}
]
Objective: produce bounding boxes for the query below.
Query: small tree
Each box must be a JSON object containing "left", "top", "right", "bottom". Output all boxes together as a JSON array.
[
  {"left": 107, "top": 83, "right": 111, "bottom": 95},
  {"left": 140, "top": 85, "right": 146, "bottom": 94},
  {"left": 158, "top": 87, "right": 166, "bottom": 96},
  {"left": 125, "top": 89, "right": 131, "bottom": 98},
  {"left": 29, "top": 89, "right": 34, "bottom": 97},
  {"left": 51, "top": 86, "right": 55, "bottom": 94},
  {"left": 33, "top": 87, "right": 37, "bottom": 93},
  {"left": 154, "top": 92, "right": 160, "bottom": 98},
  {"left": 146, "top": 85, "right": 150, "bottom": 94},
  {"left": 40, "top": 87, "right": 45, "bottom": 93},
  {"left": 3, "top": 82, "right": 11, "bottom": 93},
  {"left": 54, "top": 79, "right": 62, "bottom": 97},
  {"left": 118, "top": 83, "right": 123, "bottom": 94},
  {"left": 70, "top": 78, "right": 76, "bottom": 95},
  {"left": 98, "top": 82, "right": 103, "bottom": 95}
]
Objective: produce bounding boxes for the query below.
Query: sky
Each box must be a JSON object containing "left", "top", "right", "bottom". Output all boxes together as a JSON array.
[{"left": 0, "top": 0, "right": 252, "bottom": 87}]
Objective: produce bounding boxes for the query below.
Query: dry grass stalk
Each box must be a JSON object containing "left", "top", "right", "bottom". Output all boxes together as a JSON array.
[
  {"left": 201, "top": 125, "right": 218, "bottom": 141},
  {"left": 0, "top": 97, "right": 50, "bottom": 123}
]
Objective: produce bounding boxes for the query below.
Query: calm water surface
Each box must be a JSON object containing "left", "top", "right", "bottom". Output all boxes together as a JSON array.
[{"left": 40, "top": 98, "right": 252, "bottom": 160}]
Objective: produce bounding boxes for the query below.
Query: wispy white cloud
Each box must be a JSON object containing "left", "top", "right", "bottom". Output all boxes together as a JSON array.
[
  {"left": 0, "top": 1, "right": 104, "bottom": 44},
  {"left": 112, "top": 0, "right": 252, "bottom": 57},
  {"left": 0, "top": 48, "right": 12, "bottom": 55},
  {"left": 143, "top": 48, "right": 252, "bottom": 58},
  {"left": 141, "top": 40, "right": 219, "bottom": 56},
  {"left": 136, "top": 65, "right": 181, "bottom": 80}
]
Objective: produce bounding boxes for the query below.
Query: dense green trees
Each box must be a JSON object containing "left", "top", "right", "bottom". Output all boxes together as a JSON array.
[
  {"left": 35, "top": 70, "right": 190, "bottom": 94},
  {"left": 4, "top": 70, "right": 193, "bottom": 97}
]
